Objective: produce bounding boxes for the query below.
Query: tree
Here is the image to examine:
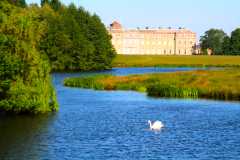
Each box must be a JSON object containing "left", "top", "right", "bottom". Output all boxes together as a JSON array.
[
  {"left": 200, "top": 29, "right": 227, "bottom": 55},
  {"left": 222, "top": 36, "right": 231, "bottom": 55},
  {"left": 41, "top": 0, "right": 61, "bottom": 11},
  {"left": 7, "top": 0, "right": 26, "bottom": 7},
  {"left": 41, "top": 0, "right": 50, "bottom": 6},
  {"left": 0, "top": 1, "right": 58, "bottom": 113},
  {"left": 230, "top": 28, "right": 240, "bottom": 55},
  {"left": 39, "top": 3, "right": 116, "bottom": 71},
  {"left": 50, "top": 0, "right": 62, "bottom": 11},
  {"left": 87, "top": 14, "right": 116, "bottom": 69},
  {"left": 0, "top": 0, "right": 116, "bottom": 113},
  {"left": 17, "top": 0, "right": 26, "bottom": 7}
]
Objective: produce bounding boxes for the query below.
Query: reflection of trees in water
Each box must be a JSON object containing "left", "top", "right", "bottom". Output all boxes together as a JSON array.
[{"left": 0, "top": 113, "right": 57, "bottom": 159}]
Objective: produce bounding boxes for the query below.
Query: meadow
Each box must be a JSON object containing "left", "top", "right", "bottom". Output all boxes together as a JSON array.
[
  {"left": 64, "top": 69, "right": 240, "bottom": 101},
  {"left": 113, "top": 55, "right": 240, "bottom": 67}
]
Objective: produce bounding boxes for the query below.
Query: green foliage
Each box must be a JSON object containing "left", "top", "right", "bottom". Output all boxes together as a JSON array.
[
  {"left": 41, "top": 0, "right": 61, "bottom": 11},
  {"left": 49, "top": 0, "right": 61, "bottom": 11},
  {"left": 200, "top": 29, "right": 227, "bottom": 55},
  {"left": 7, "top": 0, "right": 26, "bottom": 7},
  {"left": 41, "top": 0, "right": 50, "bottom": 6},
  {"left": 147, "top": 84, "right": 199, "bottom": 98},
  {"left": 230, "top": 28, "right": 240, "bottom": 55},
  {"left": 39, "top": 3, "right": 116, "bottom": 71},
  {"left": 0, "top": 0, "right": 115, "bottom": 113},
  {"left": 201, "top": 28, "right": 240, "bottom": 55},
  {"left": 222, "top": 36, "right": 231, "bottom": 54},
  {"left": 0, "top": 1, "right": 58, "bottom": 113}
]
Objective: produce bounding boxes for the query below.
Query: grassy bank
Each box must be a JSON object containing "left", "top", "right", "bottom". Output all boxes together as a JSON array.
[
  {"left": 64, "top": 69, "right": 240, "bottom": 101},
  {"left": 113, "top": 55, "right": 240, "bottom": 67}
]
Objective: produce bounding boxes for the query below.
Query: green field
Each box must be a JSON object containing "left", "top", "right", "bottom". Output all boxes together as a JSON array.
[
  {"left": 64, "top": 69, "right": 240, "bottom": 101},
  {"left": 113, "top": 55, "right": 240, "bottom": 67}
]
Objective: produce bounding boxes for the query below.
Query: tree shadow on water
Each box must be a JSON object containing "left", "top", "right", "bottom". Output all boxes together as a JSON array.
[{"left": 0, "top": 112, "right": 57, "bottom": 159}]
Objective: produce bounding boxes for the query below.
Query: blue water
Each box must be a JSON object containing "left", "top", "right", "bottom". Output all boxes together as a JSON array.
[{"left": 0, "top": 67, "right": 240, "bottom": 160}]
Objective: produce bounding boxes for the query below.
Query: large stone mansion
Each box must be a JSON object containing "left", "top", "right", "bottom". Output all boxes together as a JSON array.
[{"left": 108, "top": 21, "right": 198, "bottom": 55}]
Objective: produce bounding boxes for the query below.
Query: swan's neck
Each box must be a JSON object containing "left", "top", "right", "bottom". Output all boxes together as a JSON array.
[{"left": 149, "top": 121, "right": 152, "bottom": 129}]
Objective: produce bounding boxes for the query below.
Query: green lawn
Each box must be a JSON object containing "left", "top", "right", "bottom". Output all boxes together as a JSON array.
[{"left": 113, "top": 55, "right": 240, "bottom": 67}]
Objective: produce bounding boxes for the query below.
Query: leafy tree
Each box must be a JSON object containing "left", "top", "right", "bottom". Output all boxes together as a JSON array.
[
  {"left": 50, "top": 0, "right": 62, "bottom": 11},
  {"left": 7, "top": 0, "right": 26, "bottom": 7},
  {"left": 17, "top": 0, "right": 26, "bottom": 7},
  {"left": 200, "top": 29, "right": 227, "bottom": 55},
  {"left": 41, "top": 0, "right": 62, "bottom": 11},
  {"left": 88, "top": 14, "right": 116, "bottom": 69},
  {"left": 0, "top": 0, "right": 116, "bottom": 113},
  {"left": 222, "top": 36, "right": 231, "bottom": 54},
  {"left": 41, "top": 0, "right": 50, "bottom": 6},
  {"left": 0, "top": 1, "right": 58, "bottom": 113},
  {"left": 230, "top": 28, "right": 240, "bottom": 55},
  {"left": 39, "top": 3, "right": 116, "bottom": 71}
]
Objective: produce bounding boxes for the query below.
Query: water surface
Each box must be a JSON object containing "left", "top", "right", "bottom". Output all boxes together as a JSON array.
[{"left": 0, "top": 67, "right": 239, "bottom": 160}]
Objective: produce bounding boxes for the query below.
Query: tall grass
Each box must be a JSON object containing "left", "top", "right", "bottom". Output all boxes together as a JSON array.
[
  {"left": 147, "top": 84, "right": 199, "bottom": 98},
  {"left": 64, "top": 75, "right": 109, "bottom": 90},
  {"left": 64, "top": 69, "right": 240, "bottom": 101}
]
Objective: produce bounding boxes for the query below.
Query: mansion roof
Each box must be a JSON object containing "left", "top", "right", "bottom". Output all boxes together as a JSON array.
[{"left": 109, "top": 21, "right": 196, "bottom": 35}]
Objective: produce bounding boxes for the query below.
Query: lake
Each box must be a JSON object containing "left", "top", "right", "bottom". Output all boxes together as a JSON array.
[{"left": 0, "top": 67, "right": 240, "bottom": 160}]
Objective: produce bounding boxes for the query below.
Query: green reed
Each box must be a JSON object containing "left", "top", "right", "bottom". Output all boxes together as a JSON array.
[{"left": 64, "top": 69, "right": 240, "bottom": 101}]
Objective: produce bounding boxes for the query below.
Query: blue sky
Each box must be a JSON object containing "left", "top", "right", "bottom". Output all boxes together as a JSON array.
[{"left": 26, "top": 0, "right": 240, "bottom": 40}]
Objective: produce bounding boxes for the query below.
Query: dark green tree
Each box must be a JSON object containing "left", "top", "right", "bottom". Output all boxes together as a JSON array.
[
  {"left": 41, "top": 0, "right": 61, "bottom": 10},
  {"left": 230, "top": 28, "right": 240, "bottom": 55},
  {"left": 0, "top": 1, "right": 58, "bottom": 113},
  {"left": 41, "top": 0, "right": 50, "bottom": 6},
  {"left": 7, "top": 0, "right": 26, "bottom": 7},
  {"left": 87, "top": 14, "right": 116, "bottom": 69},
  {"left": 50, "top": 0, "right": 62, "bottom": 11},
  {"left": 200, "top": 29, "right": 227, "bottom": 55},
  {"left": 18, "top": 0, "right": 26, "bottom": 7},
  {"left": 39, "top": 3, "right": 116, "bottom": 71},
  {"left": 0, "top": 0, "right": 116, "bottom": 113},
  {"left": 222, "top": 36, "right": 231, "bottom": 55}
]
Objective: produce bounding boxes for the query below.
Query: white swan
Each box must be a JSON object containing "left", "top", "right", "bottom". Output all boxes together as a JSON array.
[{"left": 148, "top": 120, "right": 164, "bottom": 130}]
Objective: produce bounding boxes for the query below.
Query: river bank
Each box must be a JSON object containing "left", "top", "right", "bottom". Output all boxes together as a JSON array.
[{"left": 64, "top": 68, "right": 240, "bottom": 101}]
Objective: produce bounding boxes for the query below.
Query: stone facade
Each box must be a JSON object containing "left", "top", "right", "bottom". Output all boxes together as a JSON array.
[{"left": 108, "top": 21, "right": 197, "bottom": 55}]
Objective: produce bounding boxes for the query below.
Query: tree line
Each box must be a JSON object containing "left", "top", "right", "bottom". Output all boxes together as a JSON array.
[
  {"left": 200, "top": 28, "right": 240, "bottom": 55},
  {"left": 39, "top": 0, "right": 116, "bottom": 71},
  {"left": 0, "top": 0, "right": 116, "bottom": 113}
]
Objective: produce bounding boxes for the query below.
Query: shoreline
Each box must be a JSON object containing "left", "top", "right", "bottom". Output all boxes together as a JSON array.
[{"left": 64, "top": 69, "right": 240, "bottom": 102}]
